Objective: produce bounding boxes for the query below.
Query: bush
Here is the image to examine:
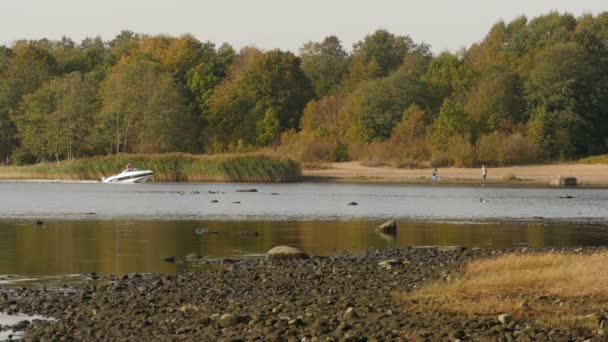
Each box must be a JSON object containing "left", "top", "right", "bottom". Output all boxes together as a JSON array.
[
  {"left": 477, "top": 132, "right": 541, "bottom": 166},
  {"left": 429, "top": 150, "right": 451, "bottom": 167},
  {"left": 277, "top": 131, "right": 345, "bottom": 162},
  {"left": 448, "top": 135, "right": 476, "bottom": 167}
]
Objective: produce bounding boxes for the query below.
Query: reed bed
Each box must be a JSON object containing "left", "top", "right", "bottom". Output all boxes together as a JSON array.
[{"left": 0, "top": 153, "right": 301, "bottom": 183}]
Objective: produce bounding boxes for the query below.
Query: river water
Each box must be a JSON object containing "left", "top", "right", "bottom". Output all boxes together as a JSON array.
[{"left": 1, "top": 181, "right": 608, "bottom": 276}]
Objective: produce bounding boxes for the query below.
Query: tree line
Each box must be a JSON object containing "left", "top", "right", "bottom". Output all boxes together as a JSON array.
[{"left": 1, "top": 12, "right": 608, "bottom": 166}]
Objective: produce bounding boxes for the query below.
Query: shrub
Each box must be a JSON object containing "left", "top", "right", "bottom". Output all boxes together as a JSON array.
[
  {"left": 448, "top": 135, "right": 476, "bottom": 167},
  {"left": 277, "top": 131, "right": 344, "bottom": 163},
  {"left": 477, "top": 132, "right": 541, "bottom": 166}
]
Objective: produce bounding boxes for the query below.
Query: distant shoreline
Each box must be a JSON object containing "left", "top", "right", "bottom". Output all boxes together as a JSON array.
[
  {"left": 302, "top": 161, "right": 608, "bottom": 187},
  {"left": 3, "top": 161, "right": 608, "bottom": 187}
]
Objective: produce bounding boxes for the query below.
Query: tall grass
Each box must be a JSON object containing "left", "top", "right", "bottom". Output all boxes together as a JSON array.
[
  {"left": 0, "top": 153, "right": 301, "bottom": 182},
  {"left": 403, "top": 252, "right": 608, "bottom": 329}
]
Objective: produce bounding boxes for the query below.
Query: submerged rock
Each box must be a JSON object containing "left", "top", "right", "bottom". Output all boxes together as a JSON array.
[
  {"left": 163, "top": 256, "right": 176, "bottom": 263},
  {"left": 347, "top": 202, "right": 358, "bottom": 206},
  {"left": 376, "top": 219, "right": 397, "bottom": 236},
  {"left": 266, "top": 246, "right": 308, "bottom": 259},
  {"left": 195, "top": 229, "right": 219, "bottom": 235},
  {"left": 234, "top": 231, "right": 259, "bottom": 237},
  {"left": 236, "top": 189, "right": 257, "bottom": 192}
]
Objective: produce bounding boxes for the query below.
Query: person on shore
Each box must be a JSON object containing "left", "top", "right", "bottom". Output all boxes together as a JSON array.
[
  {"left": 482, "top": 165, "right": 487, "bottom": 184},
  {"left": 432, "top": 168, "right": 440, "bottom": 182}
]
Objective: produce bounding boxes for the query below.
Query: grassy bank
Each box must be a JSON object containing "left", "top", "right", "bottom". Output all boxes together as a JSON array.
[
  {"left": 579, "top": 154, "right": 608, "bottom": 165},
  {"left": 402, "top": 252, "right": 608, "bottom": 329},
  {"left": 0, "top": 153, "right": 301, "bottom": 182}
]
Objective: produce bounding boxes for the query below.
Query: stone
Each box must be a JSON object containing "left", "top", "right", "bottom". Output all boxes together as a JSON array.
[
  {"left": 163, "top": 256, "right": 176, "bottom": 263},
  {"left": 210, "top": 199, "right": 219, "bottom": 203},
  {"left": 550, "top": 176, "right": 577, "bottom": 186},
  {"left": 378, "top": 259, "right": 400, "bottom": 268},
  {"left": 195, "top": 228, "right": 219, "bottom": 235},
  {"left": 498, "top": 314, "right": 513, "bottom": 325},
  {"left": 235, "top": 189, "right": 257, "bottom": 192},
  {"left": 185, "top": 252, "right": 199, "bottom": 261},
  {"left": 376, "top": 219, "right": 396, "bottom": 235},
  {"left": 266, "top": 246, "right": 308, "bottom": 259},
  {"left": 438, "top": 246, "right": 466, "bottom": 252},
  {"left": 234, "top": 231, "right": 260, "bottom": 237},
  {"left": 347, "top": 202, "right": 358, "bottom": 206},
  {"left": 220, "top": 313, "right": 236, "bottom": 327}
]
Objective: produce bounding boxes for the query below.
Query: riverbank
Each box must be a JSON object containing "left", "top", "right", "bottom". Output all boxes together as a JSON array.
[
  {"left": 1, "top": 247, "right": 605, "bottom": 340},
  {"left": 303, "top": 161, "right": 608, "bottom": 186},
  {"left": 0, "top": 153, "right": 301, "bottom": 183}
]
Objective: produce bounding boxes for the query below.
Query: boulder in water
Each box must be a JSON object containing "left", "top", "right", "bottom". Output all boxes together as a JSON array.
[
  {"left": 376, "top": 219, "right": 397, "bottom": 236},
  {"left": 266, "top": 246, "right": 308, "bottom": 260}
]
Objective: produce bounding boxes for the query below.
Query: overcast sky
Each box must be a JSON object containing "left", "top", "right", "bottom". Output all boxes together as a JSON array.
[{"left": 2, "top": 0, "right": 606, "bottom": 53}]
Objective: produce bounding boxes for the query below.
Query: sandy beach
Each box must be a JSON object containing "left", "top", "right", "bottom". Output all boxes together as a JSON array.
[{"left": 303, "top": 162, "right": 608, "bottom": 186}]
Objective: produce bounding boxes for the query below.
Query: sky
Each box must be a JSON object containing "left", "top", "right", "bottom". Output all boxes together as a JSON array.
[{"left": 1, "top": 0, "right": 607, "bottom": 54}]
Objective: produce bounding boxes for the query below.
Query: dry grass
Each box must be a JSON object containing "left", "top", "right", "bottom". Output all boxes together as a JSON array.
[
  {"left": 501, "top": 172, "right": 519, "bottom": 182},
  {"left": 403, "top": 252, "right": 608, "bottom": 329}
]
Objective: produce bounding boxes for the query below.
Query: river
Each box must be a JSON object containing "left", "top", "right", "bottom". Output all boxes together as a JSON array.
[{"left": 1, "top": 181, "right": 607, "bottom": 276}]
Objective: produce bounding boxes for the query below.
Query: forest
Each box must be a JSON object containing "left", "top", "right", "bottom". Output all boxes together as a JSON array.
[{"left": 1, "top": 11, "right": 608, "bottom": 167}]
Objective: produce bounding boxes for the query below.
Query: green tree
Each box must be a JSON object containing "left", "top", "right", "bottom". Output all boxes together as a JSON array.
[
  {"left": 12, "top": 72, "right": 99, "bottom": 162},
  {"left": 299, "top": 36, "right": 349, "bottom": 97},
  {"left": 426, "top": 99, "right": 472, "bottom": 152},
  {"left": 346, "top": 67, "right": 433, "bottom": 142},
  {"left": 352, "top": 29, "right": 414, "bottom": 77},
  {"left": 208, "top": 49, "right": 313, "bottom": 145},
  {"left": 257, "top": 107, "right": 281, "bottom": 147},
  {"left": 465, "top": 68, "right": 525, "bottom": 132},
  {"left": 97, "top": 58, "right": 194, "bottom": 154}
]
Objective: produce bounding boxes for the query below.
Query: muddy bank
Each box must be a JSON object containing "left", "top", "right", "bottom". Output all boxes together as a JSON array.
[{"left": 1, "top": 247, "right": 606, "bottom": 341}]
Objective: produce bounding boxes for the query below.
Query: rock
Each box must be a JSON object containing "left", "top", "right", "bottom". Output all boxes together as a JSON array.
[
  {"left": 163, "top": 256, "right": 176, "bottom": 263},
  {"left": 234, "top": 231, "right": 260, "bottom": 237},
  {"left": 550, "top": 176, "right": 577, "bottom": 186},
  {"left": 378, "top": 259, "right": 400, "bottom": 268},
  {"left": 347, "top": 202, "right": 358, "bottom": 206},
  {"left": 185, "top": 252, "right": 199, "bottom": 261},
  {"left": 266, "top": 246, "right": 308, "bottom": 259},
  {"left": 35, "top": 220, "right": 44, "bottom": 225},
  {"left": 220, "top": 313, "right": 236, "bottom": 327},
  {"left": 498, "top": 313, "right": 513, "bottom": 325},
  {"left": 270, "top": 193, "right": 279, "bottom": 195},
  {"left": 376, "top": 219, "right": 396, "bottom": 235},
  {"left": 438, "top": 246, "right": 466, "bottom": 252},
  {"left": 210, "top": 199, "right": 219, "bottom": 203},
  {"left": 236, "top": 189, "right": 257, "bottom": 192},
  {"left": 195, "top": 228, "right": 219, "bottom": 235},
  {"left": 232, "top": 201, "right": 241, "bottom": 204}
]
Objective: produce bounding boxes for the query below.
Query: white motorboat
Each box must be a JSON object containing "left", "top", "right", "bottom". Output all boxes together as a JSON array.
[{"left": 102, "top": 168, "right": 154, "bottom": 184}]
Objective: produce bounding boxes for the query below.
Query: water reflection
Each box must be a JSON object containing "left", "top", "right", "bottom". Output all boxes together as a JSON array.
[{"left": 2, "top": 219, "right": 608, "bottom": 276}]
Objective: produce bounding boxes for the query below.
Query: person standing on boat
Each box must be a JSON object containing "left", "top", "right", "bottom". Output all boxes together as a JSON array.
[
  {"left": 482, "top": 165, "right": 487, "bottom": 184},
  {"left": 124, "top": 162, "right": 133, "bottom": 172}
]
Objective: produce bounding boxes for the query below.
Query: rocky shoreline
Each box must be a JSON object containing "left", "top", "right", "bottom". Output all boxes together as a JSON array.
[{"left": 1, "top": 246, "right": 606, "bottom": 341}]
